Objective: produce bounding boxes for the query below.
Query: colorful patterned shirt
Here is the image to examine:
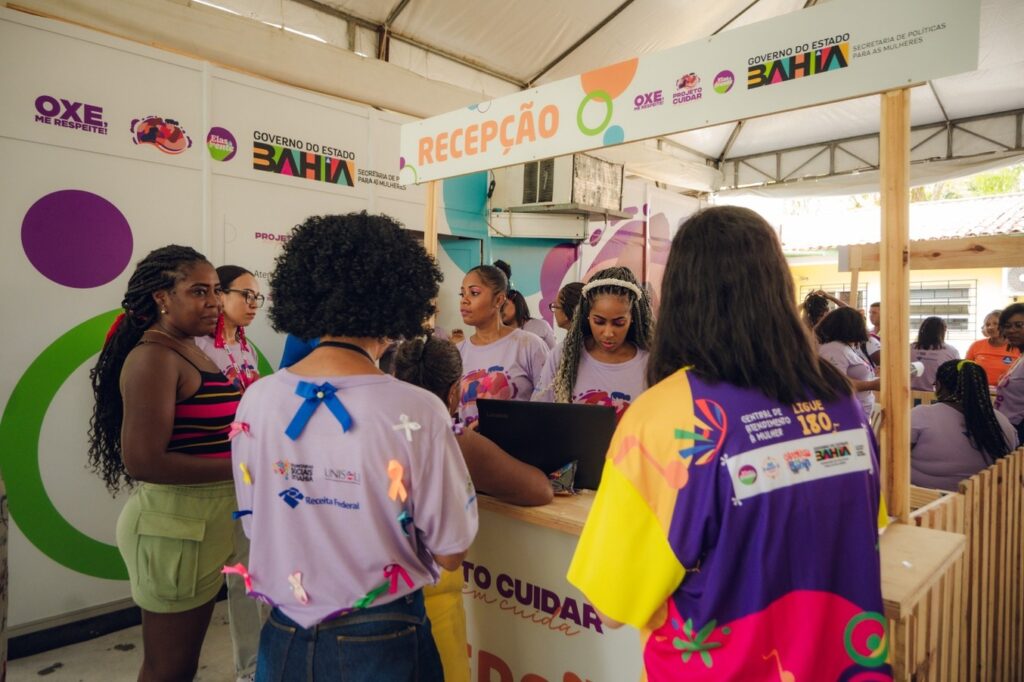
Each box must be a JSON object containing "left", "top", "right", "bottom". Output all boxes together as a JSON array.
[
  {"left": 456, "top": 329, "right": 549, "bottom": 426},
  {"left": 568, "top": 368, "right": 890, "bottom": 680}
]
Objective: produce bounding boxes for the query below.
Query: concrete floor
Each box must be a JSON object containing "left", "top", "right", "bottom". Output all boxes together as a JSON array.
[{"left": 8, "top": 601, "right": 236, "bottom": 682}]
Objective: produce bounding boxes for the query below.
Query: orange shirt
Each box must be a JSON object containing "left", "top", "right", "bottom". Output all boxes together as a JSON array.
[{"left": 966, "top": 339, "right": 1021, "bottom": 386}]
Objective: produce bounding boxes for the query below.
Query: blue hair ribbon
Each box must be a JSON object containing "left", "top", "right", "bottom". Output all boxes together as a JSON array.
[{"left": 286, "top": 381, "right": 353, "bottom": 440}]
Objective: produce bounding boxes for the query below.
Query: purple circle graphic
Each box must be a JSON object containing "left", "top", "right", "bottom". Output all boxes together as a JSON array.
[{"left": 22, "top": 190, "right": 133, "bottom": 288}]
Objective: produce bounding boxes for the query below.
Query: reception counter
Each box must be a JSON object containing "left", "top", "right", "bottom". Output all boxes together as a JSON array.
[{"left": 462, "top": 492, "right": 965, "bottom": 681}]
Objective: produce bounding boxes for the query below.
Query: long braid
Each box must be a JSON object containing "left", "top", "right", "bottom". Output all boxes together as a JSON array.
[
  {"left": 552, "top": 267, "right": 654, "bottom": 403},
  {"left": 87, "top": 245, "right": 209, "bottom": 493},
  {"left": 947, "top": 360, "right": 1012, "bottom": 463}
]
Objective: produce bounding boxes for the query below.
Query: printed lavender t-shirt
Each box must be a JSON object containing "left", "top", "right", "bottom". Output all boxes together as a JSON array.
[
  {"left": 231, "top": 370, "right": 479, "bottom": 628},
  {"left": 522, "top": 317, "right": 557, "bottom": 350},
  {"left": 532, "top": 344, "right": 649, "bottom": 419},
  {"left": 457, "top": 328, "right": 549, "bottom": 426},
  {"left": 911, "top": 402, "right": 1018, "bottom": 491},
  {"left": 995, "top": 356, "right": 1024, "bottom": 426},
  {"left": 910, "top": 344, "right": 960, "bottom": 392},
  {"left": 818, "top": 341, "right": 876, "bottom": 417}
]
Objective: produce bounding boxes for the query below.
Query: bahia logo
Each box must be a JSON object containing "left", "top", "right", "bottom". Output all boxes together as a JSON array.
[
  {"left": 130, "top": 115, "right": 192, "bottom": 154},
  {"left": 633, "top": 90, "right": 664, "bottom": 111},
  {"left": 713, "top": 70, "right": 735, "bottom": 94},
  {"left": 206, "top": 126, "right": 237, "bottom": 162}
]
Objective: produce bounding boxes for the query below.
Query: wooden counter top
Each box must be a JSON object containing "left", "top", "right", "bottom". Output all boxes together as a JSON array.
[
  {"left": 878, "top": 523, "right": 965, "bottom": 620},
  {"left": 477, "top": 492, "right": 594, "bottom": 536}
]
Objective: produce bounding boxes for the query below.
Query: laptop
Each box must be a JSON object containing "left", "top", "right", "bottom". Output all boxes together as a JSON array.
[{"left": 476, "top": 399, "right": 617, "bottom": 490}]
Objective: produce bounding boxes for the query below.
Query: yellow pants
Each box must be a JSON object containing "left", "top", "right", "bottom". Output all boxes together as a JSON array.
[{"left": 424, "top": 568, "right": 469, "bottom": 682}]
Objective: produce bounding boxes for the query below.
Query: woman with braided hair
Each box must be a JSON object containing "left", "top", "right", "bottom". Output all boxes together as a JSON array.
[
  {"left": 911, "top": 360, "right": 1018, "bottom": 491},
  {"left": 88, "top": 245, "right": 241, "bottom": 681},
  {"left": 532, "top": 267, "right": 653, "bottom": 419}
]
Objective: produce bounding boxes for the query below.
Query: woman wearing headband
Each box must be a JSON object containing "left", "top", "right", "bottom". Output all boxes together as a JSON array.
[
  {"left": 456, "top": 264, "right": 548, "bottom": 427},
  {"left": 532, "top": 267, "right": 653, "bottom": 419},
  {"left": 912, "top": 360, "right": 1017, "bottom": 491}
]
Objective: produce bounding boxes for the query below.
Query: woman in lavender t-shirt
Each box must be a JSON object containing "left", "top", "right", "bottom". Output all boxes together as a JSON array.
[
  {"left": 533, "top": 266, "right": 654, "bottom": 420},
  {"left": 456, "top": 265, "right": 548, "bottom": 427},
  {"left": 816, "top": 307, "right": 880, "bottom": 418},
  {"left": 910, "top": 316, "right": 960, "bottom": 392}
]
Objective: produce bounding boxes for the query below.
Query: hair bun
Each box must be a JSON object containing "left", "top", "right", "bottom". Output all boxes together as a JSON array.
[{"left": 493, "top": 259, "right": 512, "bottom": 279}]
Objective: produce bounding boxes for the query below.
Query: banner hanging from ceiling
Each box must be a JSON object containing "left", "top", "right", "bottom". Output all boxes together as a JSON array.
[{"left": 399, "top": 0, "right": 980, "bottom": 184}]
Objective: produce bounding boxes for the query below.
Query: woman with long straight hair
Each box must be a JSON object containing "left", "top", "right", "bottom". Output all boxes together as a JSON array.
[
  {"left": 532, "top": 266, "right": 653, "bottom": 419},
  {"left": 568, "top": 206, "right": 888, "bottom": 680},
  {"left": 911, "top": 360, "right": 1017, "bottom": 491}
]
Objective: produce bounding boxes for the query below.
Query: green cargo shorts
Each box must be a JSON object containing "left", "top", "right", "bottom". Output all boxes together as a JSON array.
[{"left": 116, "top": 480, "right": 236, "bottom": 613}]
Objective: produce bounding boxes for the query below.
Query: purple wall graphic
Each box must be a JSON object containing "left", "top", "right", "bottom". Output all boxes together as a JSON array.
[{"left": 22, "top": 190, "right": 133, "bottom": 288}]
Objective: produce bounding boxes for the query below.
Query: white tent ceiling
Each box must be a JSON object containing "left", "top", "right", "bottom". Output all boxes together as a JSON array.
[
  {"left": 19, "top": 0, "right": 1024, "bottom": 194},
  {"left": 262, "top": 0, "right": 1024, "bottom": 193}
]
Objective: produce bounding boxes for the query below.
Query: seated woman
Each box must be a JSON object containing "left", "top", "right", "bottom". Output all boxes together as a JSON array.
[
  {"left": 816, "top": 307, "right": 880, "bottom": 418},
  {"left": 911, "top": 316, "right": 960, "bottom": 391},
  {"left": 393, "top": 335, "right": 552, "bottom": 682},
  {"left": 912, "top": 360, "right": 1018, "bottom": 491},
  {"left": 966, "top": 309, "right": 1020, "bottom": 386},
  {"left": 532, "top": 266, "right": 653, "bottom": 420}
]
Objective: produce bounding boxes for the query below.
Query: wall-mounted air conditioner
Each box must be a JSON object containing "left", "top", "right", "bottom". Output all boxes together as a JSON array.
[
  {"left": 490, "top": 154, "right": 624, "bottom": 214},
  {"left": 1006, "top": 267, "right": 1024, "bottom": 294},
  {"left": 487, "top": 211, "right": 588, "bottom": 240}
]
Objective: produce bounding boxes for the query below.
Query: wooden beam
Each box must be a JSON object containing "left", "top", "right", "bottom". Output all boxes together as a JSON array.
[
  {"left": 423, "top": 180, "right": 439, "bottom": 257},
  {"left": 844, "top": 234, "right": 1024, "bottom": 271},
  {"left": 880, "top": 88, "right": 912, "bottom": 524},
  {"left": 849, "top": 268, "right": 860, "bottom": 306}
]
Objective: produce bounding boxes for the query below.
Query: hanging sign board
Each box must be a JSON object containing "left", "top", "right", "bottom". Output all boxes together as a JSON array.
[{"left": 399, "top": 0, "right": 979, "bottom": 184}]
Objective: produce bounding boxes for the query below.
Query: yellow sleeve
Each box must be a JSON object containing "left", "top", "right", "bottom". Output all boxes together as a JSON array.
[
  {"left": 567, "top": 461, "right": 684, "bottom": 629},
  {"left": 877, "top": 494, "right": 889, "bottom": 530}
]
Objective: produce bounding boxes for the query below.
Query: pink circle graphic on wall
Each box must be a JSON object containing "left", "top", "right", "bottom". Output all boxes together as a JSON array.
[{"left": 22, "top": 190, "right": 133, "bottom": 288}]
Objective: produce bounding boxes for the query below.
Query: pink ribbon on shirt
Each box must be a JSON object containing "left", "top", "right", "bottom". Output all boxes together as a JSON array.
[
  {"left": 222, "top": 563, "right": 253, "bottom": 593},
  {"left": 387, "top": 460, "right": 407, "bottom": 502},
  {"left": 288, "top": 571, "right": 310, "bottom": 604},
  {"left": 384, "top": 563, "right": 413, "bottom": 594},
  {"left": 228, "top": 421, "right": 251, "bottom": 440}
]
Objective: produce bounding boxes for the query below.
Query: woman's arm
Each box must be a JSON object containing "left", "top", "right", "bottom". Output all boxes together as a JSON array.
[
  {"left": 850, "top": 377, "right": 880, "bottom": 392},
  {"left": 119, "top": 345, "right": 233, "bottom": 483},
  {"left": 457, "top": 430, "right": 553, "bottom": 506}
]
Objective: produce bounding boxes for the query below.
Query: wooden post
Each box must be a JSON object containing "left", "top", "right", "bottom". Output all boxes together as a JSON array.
[
  {"left": 423, "top": 180, "right": 439, "bottom": 257},
  {"left": 879, "top": 89, "right": 911, "bottom": 523},
  {"left": 849, "top": 268, "right": 860, "bottom": 307}
]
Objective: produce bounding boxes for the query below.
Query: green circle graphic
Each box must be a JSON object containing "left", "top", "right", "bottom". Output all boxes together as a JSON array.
[
  {"left": 0, "top": 309, "right": 126, "bottom": 579},
  {"left": 843, "top": 611, "right": 888, "bottom": 667},
  {"left": 0, "top": 311, "right": 275, "bottom": 579},
  {"left": 576, "top": 89, "right": 614, "bottom": 136}
]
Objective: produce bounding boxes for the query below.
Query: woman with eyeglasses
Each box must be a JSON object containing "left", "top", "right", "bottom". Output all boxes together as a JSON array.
[
  {"left": 194, "top": 265, "right": 266, "bottom": 680},
  {"left": 994, "top": 302, "right": 1024, "bottom": 443},
  {"left": 195, "top": 265, "right": 263, "bottom": 394}
]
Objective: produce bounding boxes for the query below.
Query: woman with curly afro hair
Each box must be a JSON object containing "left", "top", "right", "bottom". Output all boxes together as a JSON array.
[
  {"left": 455, "top": 262, "right": 549, "bottom": 427},
  {"left": 232, "top": 212, "right": 477, "bottom": 682},
  {"left": 532, "top": 266, "right": 653, "bottom": 420}
]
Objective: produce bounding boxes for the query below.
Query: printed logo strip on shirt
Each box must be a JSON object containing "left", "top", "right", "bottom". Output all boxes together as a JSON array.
[{"left": 726, "top": 428, "right": 873, "bottom": 501}]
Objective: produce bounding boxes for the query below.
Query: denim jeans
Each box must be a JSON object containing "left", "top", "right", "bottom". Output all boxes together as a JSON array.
[{"left": 255, "top": 591, "right": 443, "bottom": 682}]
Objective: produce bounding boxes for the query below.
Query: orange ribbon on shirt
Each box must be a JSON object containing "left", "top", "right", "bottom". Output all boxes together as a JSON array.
[{"left": 387, "top": 460, "right": 407, "bottom": 502}]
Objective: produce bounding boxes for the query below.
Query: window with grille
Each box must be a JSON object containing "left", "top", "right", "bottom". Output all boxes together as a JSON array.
[
  {"left": 799, "top": 284, "right": 869, "bottom": 310},
  {"left": 909, "top": 279, "right": 976, "bottom": 341}
]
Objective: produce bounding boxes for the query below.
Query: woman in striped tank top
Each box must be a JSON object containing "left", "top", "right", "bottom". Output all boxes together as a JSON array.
[{"left": 88, "top": 245, "right": 241, "bottom": 682}]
